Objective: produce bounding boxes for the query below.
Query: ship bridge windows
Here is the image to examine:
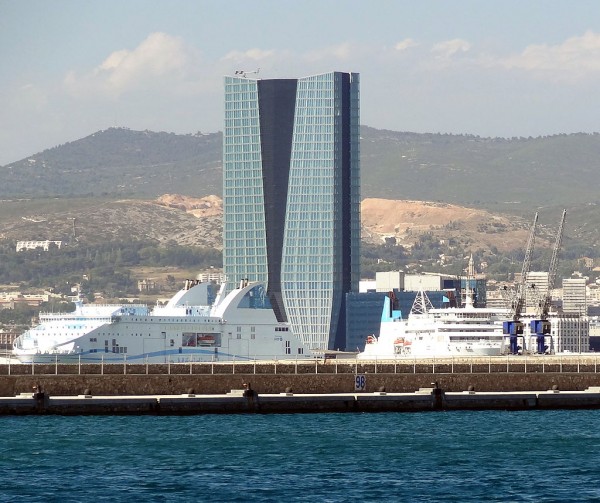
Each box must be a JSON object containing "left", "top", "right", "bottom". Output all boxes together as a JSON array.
[
  {"left": 440, "top": 327, "right": 498, "bottom": 333},
  {"left": 450, "top": 336, "right": 503, "bottom": 342},
  {"left": 237, "top": 284, "right": 272, "bottom": 309}
]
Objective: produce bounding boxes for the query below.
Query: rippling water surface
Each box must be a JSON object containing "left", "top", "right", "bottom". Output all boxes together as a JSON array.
[{"left": 1, "top": 410, "right": 600, "bottom": 502}]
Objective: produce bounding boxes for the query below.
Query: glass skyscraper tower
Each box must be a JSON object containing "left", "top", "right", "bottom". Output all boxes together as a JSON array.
[{"left": 223, "top": 71, "right": 360, "bottom": 350}]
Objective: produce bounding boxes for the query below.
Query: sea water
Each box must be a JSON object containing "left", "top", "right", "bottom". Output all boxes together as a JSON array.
[{"left": 1, "top": 410, "right": 600, "bottom": 502}]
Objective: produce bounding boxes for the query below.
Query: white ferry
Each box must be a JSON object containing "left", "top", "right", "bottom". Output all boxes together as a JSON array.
[
  {"left": 359, "top": 288, "right": 511, "bottom": 360},
  {"left": 13, "top": 281, "right": 312, "bottom": 363}
]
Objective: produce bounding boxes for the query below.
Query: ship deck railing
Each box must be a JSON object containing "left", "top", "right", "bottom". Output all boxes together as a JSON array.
[{"left": 1, "top": 352, "right": 600, "bottom": 376}]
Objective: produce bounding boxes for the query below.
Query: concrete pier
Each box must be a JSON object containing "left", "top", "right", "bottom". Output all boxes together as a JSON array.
[{"left": 2, "top": 387, "right": 600, "bottom": 415}]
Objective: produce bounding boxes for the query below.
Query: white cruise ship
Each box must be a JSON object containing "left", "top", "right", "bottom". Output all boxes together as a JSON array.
[
  {"left": 359, "top": 287, "right": 511, "bottom": 360},
  {"left": 13, "top": 281, "right": 312, "bottom": 363}
]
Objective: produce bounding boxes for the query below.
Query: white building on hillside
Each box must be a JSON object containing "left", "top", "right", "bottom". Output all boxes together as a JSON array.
[{"left": 16, "top": 240, "right": 62, "bottom": 252}]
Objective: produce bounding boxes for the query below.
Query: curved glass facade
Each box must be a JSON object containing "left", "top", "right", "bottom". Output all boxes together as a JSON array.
[{"left": 223, "top": 72, "right": 360, "bottom": 350}]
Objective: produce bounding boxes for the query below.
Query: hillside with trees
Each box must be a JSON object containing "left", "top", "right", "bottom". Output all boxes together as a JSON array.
[
  {"left": 2, "top": 126, "right": 600, "bottom": 215},
  {"left": 0, "top": 126, "right": 599, "bottom": 297}
]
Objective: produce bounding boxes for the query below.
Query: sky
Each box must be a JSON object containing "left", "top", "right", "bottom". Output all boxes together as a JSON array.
[{"left": 2, "top": 0, "right": 600, "bottom": 165}]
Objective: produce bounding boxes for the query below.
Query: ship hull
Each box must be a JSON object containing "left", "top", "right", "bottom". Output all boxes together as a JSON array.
[{"left": 13, "top": 282, "right": 312, "bottom": 364}]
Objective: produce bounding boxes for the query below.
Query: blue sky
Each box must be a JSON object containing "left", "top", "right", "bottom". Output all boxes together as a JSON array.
[{"left": 2, "top": 0, "right": 600, "bottom": 165}]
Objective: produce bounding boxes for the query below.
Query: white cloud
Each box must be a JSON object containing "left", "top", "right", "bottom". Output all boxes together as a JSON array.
[
  {"left": 500, "top": 30, "right": 600, "bottom": 78},
  {"left": 99, "top": 49, "right": 129, "bottom": 72},
  {"left": 394, "top": 38, "right": 418, "bottom": 52},
  {"left": 304, "top": 42, "right": 355, "bottom": 62},
  {"left": 331, "top": 42, "right": 353, "bottom": 60},
  {"left": 431, "top": 38, "right": 471, "bottom": 59},
  {"left": 64, "top": 32, "right": 191, "bottom": 98},
  {"left": 222, "top": 48, "right": 275, "bottom": 61}
]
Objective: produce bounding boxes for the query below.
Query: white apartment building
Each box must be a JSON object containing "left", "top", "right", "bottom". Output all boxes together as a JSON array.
[
  {"left": 16, "top": 240, "right": 63, "bottom": 252},
  {"left": 562, "top": 277, "right": 587, "bottom": 314},
  {"left": 524, "top": 271, "right": 549, "bottom": 314},
  {"left": 196, "top": 272, "right": 226, "bottom": 284},
  {"left": 541, "top": 315, "right": 590, "bottom": 353}
]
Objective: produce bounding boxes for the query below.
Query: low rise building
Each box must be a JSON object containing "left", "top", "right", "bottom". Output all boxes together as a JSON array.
[
  {"left": 0, "top": 292, "right": 51, "bottom": 309},
  {"left": 137, "top": 279, "right": 157, "bottom": 292},
  {"left": 0, "top": 327, "right": 19, "bottom": 350},
  {"left": 404, "top": 273, "right": 450, "bottom": 292},
  {"left": 375, "top": 271, "right": 404, "bottom": 292},
  {"left": 196, "top": 272, "right": 226, "bottom": 284},
  {"left": 545, "top": 315, "right": 590, "bottom": 354},
  {"left": 16, "top": 240, "right": 63, "bottom": 252}
]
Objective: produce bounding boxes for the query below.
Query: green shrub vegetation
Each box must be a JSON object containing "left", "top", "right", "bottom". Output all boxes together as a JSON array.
[{"left": 0, "top": 241, "right": 222, "bottom": 299}]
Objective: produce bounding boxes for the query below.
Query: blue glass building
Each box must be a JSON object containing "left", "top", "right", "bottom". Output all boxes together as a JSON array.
[{"left": 223, "top": 72, "right": 360, "bottom": 350}]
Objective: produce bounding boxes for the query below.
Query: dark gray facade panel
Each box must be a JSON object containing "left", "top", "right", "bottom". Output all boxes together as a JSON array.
[
  {"left": 334, "top": 72, "right": 353, "bottom": 350},
  {"left": 257, "top": 79, "right": 298, "bottom": 322}
]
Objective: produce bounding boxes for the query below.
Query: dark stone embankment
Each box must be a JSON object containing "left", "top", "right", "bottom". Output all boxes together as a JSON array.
[
  {"left": 2, "top": 371, "right": 600, "bottom": 397},
  {"left": 2, "top": 357, "right": 600, "bottom": 396}
]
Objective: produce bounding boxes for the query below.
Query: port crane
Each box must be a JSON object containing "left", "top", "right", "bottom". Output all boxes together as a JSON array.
[
  {"left": 503, "top": 212, "right": 538, "bottom": 354},
  {"left": 530, "top": 209, "right": 567, "bottom": 354}
]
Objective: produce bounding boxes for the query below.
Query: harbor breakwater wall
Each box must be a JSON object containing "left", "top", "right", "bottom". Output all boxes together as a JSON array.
[
  {"left": 2, "top": 371, "right": 600, "bottom": 397},
  {"left": 2, "top": 359, "right": 600, "bottom": 414},
  {"left": 1, "top": 359, "right": 600, "bottom": 395}
]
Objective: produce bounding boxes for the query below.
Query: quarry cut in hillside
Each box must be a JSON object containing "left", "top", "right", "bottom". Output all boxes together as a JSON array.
[
  {"left": 155, "top": 194, "right": 222, "bottom": 218},
  {"left": 360, "top": 198, "right": 534, "bottom": 252}
]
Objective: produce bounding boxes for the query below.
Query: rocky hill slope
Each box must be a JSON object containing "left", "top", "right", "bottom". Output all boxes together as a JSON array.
[
  {"left": 1, "top": 195, "right": 559, "bottom": 255},
  {"left": 1, "top": 125, "right": 599, "bottom": 254},
  {"left": 0, "top": 196, "right": 222, "bottom": 249}
]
